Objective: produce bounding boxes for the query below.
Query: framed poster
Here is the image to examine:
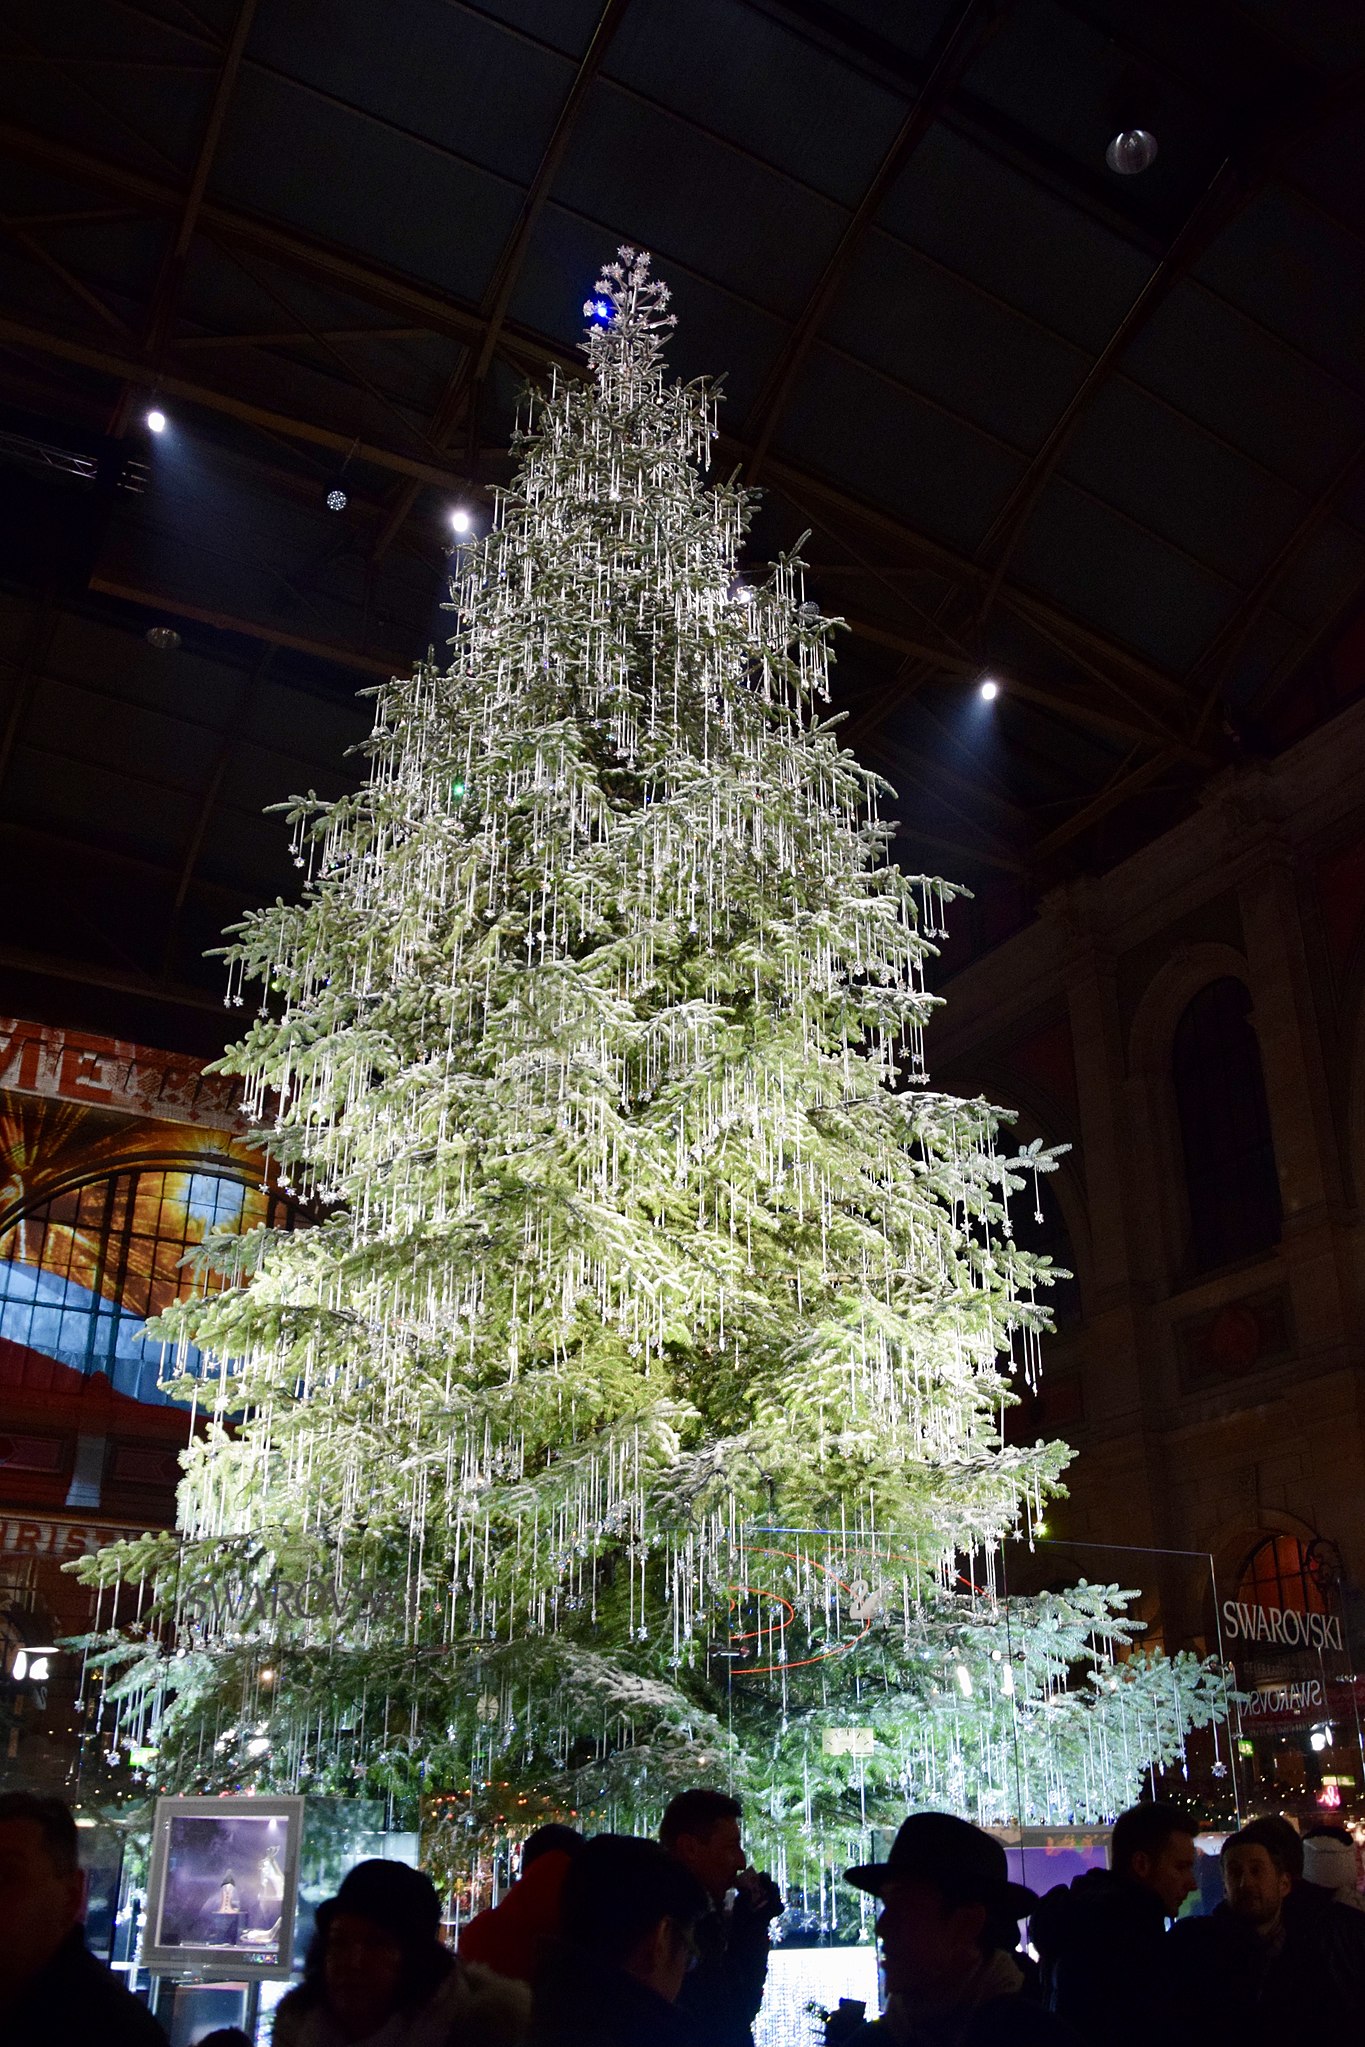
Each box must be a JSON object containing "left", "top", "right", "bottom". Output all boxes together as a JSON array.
[{"left": 142, "top": 1795, "right": 304, "bottom": 1977}]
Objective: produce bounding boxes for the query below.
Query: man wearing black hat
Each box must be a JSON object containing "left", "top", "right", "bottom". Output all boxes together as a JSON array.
[{"left": 840, "top": 1813, "right": 1080, "bottom": 2045}]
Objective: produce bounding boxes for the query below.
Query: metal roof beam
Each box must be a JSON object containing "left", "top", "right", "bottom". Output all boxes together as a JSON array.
[
  {"left": 0, "top": 585, "right": 59, "bottom": 801},
  {"left": 173, "top": 323, "right": 431, "bottom": 352},
  {"left": 742, "top": 0, "right": 1003, "bottom": 484},
  {"left": 841, "top": 615, "right": 1195, "bottom": 755},
  {"left": 0, "top": 123, "right": 1206, "bottom": 750},
  {"left": 757, "top": 456, "right": 1202, "bottom": 730},
  {"left": 0, "top": 942, "right": 225, "bottom": 1012},
  {"left": 148, "top": 0, "right": 260, "bottom": 349},
  {"left": 969, "top": 63, "right": 1365, "bottom": 636},
  {"left": 1244, "top": 556, "right": 1365, "bottom": 719},
  {"left": 0, "top": 121, "right": 491, "bottom": 349},
  {"left": 967, "top": 153, "right": 1249, "bottom": 639},
  {"left": 87, "top": 575, "right": 408, "bottom": 675},
  {"left": 1030, "top": 746, "right": 1185, "bottom": 861},
  {"left": 856, "top": 743, "right": 1029, "bottom": 875},
  {"left": 1190, "top": 429, "right": 1365, "bottom": 738},
  {"left": 0, "top": 308, "right": 470, "bottom": 489},
  {"left": 0, "top": 211, "right": 138, "bottom": 340},
  {"left": 161, "top": 642, "right": 274, "bottom": 976},
  {"left": 371, "top": 0, "right": 633, "bottom": 564}
]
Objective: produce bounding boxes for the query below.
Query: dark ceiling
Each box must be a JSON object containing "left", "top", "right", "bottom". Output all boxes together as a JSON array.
[{"left": 2, "top": 0, "right": 1364, "bottom": 1054}]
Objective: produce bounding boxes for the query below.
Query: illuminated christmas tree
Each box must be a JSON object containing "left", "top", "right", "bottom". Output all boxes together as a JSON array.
[{"left": 79, "top": 251, "right": 1226, "bottom": 1888}]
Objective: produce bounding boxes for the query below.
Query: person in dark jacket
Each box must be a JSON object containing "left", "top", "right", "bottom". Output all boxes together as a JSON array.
[
  {"left": 1168, "top": 1817, "right": 1365, "bottom": 2045},
  {"left": 0, "top": 1790, "right": 168, "bottom": 2047},
  {"left": 461, "top": 1828, "right": 584, "bottom": 1983},
  {"left": 1029, "top": 1801, "right": 1197, "bottom": 2042},
  {"left": 659, "top": 1788, "right": 781, "bottom": 2047},
  {"left": 529, "top": 1833, "right": 709, "bottom": 2047},
  {"left": 272, "top": 1857, "right": 529, "bottom": 2047},
  {"left": 837, "top": 1811, "right": 1081, "bottom": 2046}
]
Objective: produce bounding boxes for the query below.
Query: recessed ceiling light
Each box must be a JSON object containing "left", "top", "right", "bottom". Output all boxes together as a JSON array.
[
  {"left": 146, "top": 408, "right": 167, "bottom": 434},
  {"left": 450, "top": 508, "right": 472, "bottom": 534},
  {"left": 979, "top": 678, "right": 999, "bottom": 702}
]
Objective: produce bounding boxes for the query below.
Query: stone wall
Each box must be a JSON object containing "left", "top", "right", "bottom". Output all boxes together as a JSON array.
[{"left": 931, "top": 697, "right": 1365, "bottom": 1682}]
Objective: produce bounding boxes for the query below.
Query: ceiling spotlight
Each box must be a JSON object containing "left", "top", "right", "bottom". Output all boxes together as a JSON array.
[
  {"left": 146, "top": 408, "right": 167, "bottom": 434},
  {"left": 979, "top": 677, "right": 1000, "bottom": 702},
  {"left": 450, "top": 508, "right": 472, "bottom": 535},
  {"left": 326, "top": 486, "right": 348, "bottom": 512},
  {"left": 1106, "top": 129, "right": 1158, "bottom": 176},
  {"left": 146, "top": 626, "right": 181, "bottom": 652}
]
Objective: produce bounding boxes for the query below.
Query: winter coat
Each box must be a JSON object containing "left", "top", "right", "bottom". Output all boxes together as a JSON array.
[
  {"left": 460, "top": 1853, "right": 575, "bottom": 1982},
  {"left": 1029, "top": 1867, "right": 1176, "bottom": 2043},
  {"left": 1167, "top": 1890, "right": 1365, "bottom": 2045},
  {"left": 272, "top": 1950, "right": 530, "bottom": 2047},
  {"left": 673, "top": 1892, "right": 771, "bottom": 2047},
  {"left": 528, "top": 1940, "right": 696, "bottom": 2047},
  {"left": 1, "top": 1926, "right": 168, "bottom": 2047}
]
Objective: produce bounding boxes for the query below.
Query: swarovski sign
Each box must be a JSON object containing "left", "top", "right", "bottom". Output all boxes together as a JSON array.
[{"left": 1221, "top": 1600, "right": 1344, "bottom": 1652}]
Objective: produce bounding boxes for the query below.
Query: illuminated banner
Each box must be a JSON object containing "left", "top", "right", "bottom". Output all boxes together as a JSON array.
[
  {"left": 1221, "top": 1600, "right": 1344, "bottom": 1651},
  {"left": 0, "top": 1017, "right": 244, "bottom": 1131}
]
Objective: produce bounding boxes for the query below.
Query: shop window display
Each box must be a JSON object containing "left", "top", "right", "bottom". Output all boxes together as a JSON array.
[{"left": 0, "top": 1168, "right": 289, "bottom": 1405}]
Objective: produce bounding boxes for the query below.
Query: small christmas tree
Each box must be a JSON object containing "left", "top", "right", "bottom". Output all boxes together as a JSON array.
[{"left": 78, "top": 251, "right": 1225, "bottom": 1885}]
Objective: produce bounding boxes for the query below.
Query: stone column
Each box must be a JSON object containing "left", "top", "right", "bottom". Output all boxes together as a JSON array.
[
  {"left": 1237, "top": 852, "right": 1342, "bottom": 1229},
  {"left": 1046, "top": 884, "right": 1162, "bottom": 1549}
]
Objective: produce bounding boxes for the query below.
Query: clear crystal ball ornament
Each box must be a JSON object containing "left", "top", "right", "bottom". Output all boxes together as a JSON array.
[{"left": 1106, "top": 128, "right": 1158, "bottom": 175}]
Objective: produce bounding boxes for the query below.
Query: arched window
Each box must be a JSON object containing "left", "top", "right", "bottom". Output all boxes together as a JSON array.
[
  {"left": 0, "top": 1168, "right": 290, "bottom": 1406},
  {"left": 1237, "top": 1533, "right": 1327, "bottom": 1618},
  {"left": 1172, "top": 977, "right": 1281, "bottom": 1274}
]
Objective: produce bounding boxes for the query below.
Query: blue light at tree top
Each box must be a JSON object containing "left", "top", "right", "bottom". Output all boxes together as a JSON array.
[{"left": 583, "top": 295, "right": 615, "bottom": 326}]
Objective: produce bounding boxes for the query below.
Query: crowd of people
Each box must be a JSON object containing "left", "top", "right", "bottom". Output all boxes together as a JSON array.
[{"left": 2, "top": 1785, "right": 1364, "bottom": 2047}]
